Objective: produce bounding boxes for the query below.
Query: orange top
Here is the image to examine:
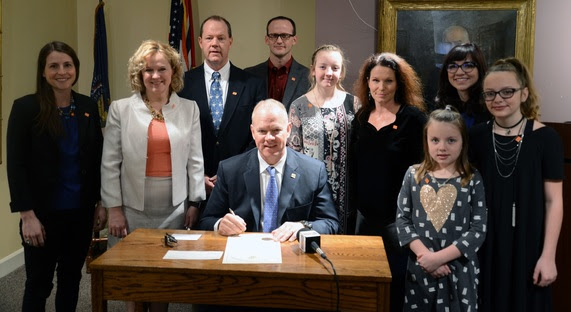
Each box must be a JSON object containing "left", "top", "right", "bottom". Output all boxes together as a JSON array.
[{"left": 146, "top": 119, "right": 172, "bottom": 177}]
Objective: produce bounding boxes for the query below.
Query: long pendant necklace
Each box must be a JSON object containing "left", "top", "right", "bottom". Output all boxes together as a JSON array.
[
  {"left": 494, "top": 115, "right": 524, "bottom": 135},
  {"left": 492, "top": 118, "right": 526, "bottom": 178}
]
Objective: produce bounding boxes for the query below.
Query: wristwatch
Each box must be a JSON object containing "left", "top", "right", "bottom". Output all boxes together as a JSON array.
[
  {"left": 299, "top": 220, "right": 312, "bottom": 230},
  {"left": 188, "top": 200, "right": 202, "bottom": 209}
]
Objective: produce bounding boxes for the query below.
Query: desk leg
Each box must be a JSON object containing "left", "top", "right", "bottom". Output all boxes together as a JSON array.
[
  {"left": 134, "top": 302, "right": 145, "bottom": 312},
  {"left": 378, "top": 282, "right": 390, "bottom": 312},
  {"left": 91, "top": 270, "right": 107, "bottom": 312}
]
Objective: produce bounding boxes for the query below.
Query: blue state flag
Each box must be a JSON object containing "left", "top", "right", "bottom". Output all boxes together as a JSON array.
[{"left": 91, "top": 2, "right": 111, "bottom": 126}]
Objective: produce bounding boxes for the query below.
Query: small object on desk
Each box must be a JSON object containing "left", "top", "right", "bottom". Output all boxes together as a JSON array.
[{"left": 164, "top": 233, "right": 178, "bottom": 247}]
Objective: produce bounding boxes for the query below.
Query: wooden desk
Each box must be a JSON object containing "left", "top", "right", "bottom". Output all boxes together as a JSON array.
[{"left": 90, "top": 228, "right": 391, "bottom": 311}]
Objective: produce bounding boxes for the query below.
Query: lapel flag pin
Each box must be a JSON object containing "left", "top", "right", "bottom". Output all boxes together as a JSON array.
[
  {"left": 84, "top": 112, "right": 90, "bottom": 117},
  {"left": 291, "top": 173, "right": 297, "bottom": 179},
  {"left": 232, "top": 91, "right": 237, "bottom": 95},
  {"left": 392, "top": 124, "right": 398, "bottom": 130}
]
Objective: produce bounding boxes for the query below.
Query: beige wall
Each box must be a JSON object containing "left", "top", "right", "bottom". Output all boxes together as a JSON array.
[
  {"left": 76, "top": 0, "right": 315, "bottom": 101},
  {"left": 0, "top": 0, "right": 314, "bottom": 270},
  {"left": 1, "top": 0, "right": 78, "bottom": 267}
]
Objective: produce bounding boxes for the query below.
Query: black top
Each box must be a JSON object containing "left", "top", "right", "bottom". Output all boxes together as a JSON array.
[
  {"left": 470, "top": 120, "right": 564, "bottom": 312},
  {"left": 7, "top": 92, "right": 103, "bottom": 216},
  {"left": 349, "top": 105, "right": 426, "bottom": 227}
]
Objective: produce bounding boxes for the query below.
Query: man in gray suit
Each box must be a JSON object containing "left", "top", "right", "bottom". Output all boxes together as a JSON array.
[
  {"left": 198, "top": 99, "right": 339, "bottom": 241},
  {"left": 245, "top": 16, "right": 310, "bottom": 111}
]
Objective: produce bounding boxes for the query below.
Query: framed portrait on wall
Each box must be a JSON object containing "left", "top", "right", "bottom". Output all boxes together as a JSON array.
[{"left": 378, "top": 0, "right": 536, "bottom": 107}]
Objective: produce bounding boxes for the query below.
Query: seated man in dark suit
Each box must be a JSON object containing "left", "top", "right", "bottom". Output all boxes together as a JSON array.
[
  {"left": 198, "top": 99, "right": 339, "bottom": 241},
  {"left": 245, "top": 16, "right": 310, "bottom": 112}
]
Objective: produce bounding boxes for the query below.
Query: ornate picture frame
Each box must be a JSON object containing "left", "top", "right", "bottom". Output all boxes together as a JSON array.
[{"left": 378, "top": 0, "right": 536, "bottom": 105}]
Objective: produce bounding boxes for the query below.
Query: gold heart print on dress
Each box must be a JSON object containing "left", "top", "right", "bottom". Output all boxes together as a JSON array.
[{"left": 420, "top": 184, "right": 457, "bottom": 232}]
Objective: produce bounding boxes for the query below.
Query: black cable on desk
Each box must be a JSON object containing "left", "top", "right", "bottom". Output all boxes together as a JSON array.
[{"left": 323, "top": 256, "right": 339, "bottom": 312}]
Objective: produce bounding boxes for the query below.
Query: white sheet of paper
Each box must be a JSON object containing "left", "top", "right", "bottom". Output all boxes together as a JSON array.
[
  {"left": 163, "top": 250, "right": 223, "bottom": 260},
  {"left": 171, "top": 233, "right": 201, "bottom": 241},
  {"left": 222, "top": 233, "right": 282, "bottom": 264}
]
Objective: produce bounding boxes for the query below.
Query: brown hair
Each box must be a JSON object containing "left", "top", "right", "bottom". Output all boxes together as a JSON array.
[
  {"left": 35, "top": 41, "right": 80, "bottom": 137},
  {"left": 415, "top": 106, "right": 474, "bottom": 187},
  {"left": 484, "top": 57, "right": 540, "bottom": 120},
  {"left": 354, "top": 52, "right": 425, "bottom": 120},
  {"left": 127, "top": 40, "right": 184, "bottom": 94}
]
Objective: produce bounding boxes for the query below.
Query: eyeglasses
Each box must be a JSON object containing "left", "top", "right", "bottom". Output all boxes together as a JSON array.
[
  {"left": 446, "top": 62, "right": 477, "bottom": 73},
  {"left": 482, "top": 88, "right": 522, "bottom": 101},
  {"left": 267, "top": 33, "right": 294, "bottom": 41}
]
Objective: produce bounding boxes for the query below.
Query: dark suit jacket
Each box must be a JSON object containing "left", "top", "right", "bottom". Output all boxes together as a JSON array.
[
  {"left": 198, "top": 148, "right": 339, "bottom": 234},
  {"left": 245, "top": 58, "right": 310, "bottom": 111},
  {"left": 7, "top": 92, "right": 103, "bottom": 217},
  {"left": 178, "top": 63, "right": 266, "bottom": 177}
]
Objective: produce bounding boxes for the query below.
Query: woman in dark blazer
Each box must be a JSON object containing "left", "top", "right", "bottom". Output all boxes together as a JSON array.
[{"left": 6, "top": 41, "right": 106, "bottom": 311}]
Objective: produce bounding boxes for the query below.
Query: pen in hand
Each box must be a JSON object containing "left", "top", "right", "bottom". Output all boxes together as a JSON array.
[{"left": 227, "top": 208, "right": 246, "bottom": 234}]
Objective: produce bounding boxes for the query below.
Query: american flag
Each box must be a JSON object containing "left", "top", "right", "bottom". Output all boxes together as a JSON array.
[
  {"left": 169, "top": 0, "right": 195, "bottom": 71},
  {"left": 91, "top": 1, "right": 111, "bottom": 126}
]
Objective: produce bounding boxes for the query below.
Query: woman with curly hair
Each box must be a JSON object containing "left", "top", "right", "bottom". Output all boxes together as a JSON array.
[
  {"left": 101, "top": 40, "right": 205, "bottom": 311},
  {"left": 349, "top": 52, "right": 426, "bottom": 312}
]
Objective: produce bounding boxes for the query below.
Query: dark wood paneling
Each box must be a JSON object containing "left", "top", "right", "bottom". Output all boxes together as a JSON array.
[{"left": 545, "top": 122, "right": 570, "bottom": 312}]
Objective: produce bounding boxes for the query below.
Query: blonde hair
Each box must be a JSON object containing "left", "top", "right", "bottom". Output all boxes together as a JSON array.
[
  {"left": 415, "top": 106, "right": 473, "bottom": 187},
  {"left": 309, "top": 44, "right": 346, "bottom": 91},
  {"left": 127, "top": 40, "right": 184, "bottom": 93}
]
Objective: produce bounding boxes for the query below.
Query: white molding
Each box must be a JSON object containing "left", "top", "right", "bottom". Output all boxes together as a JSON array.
[{"left": 0, "top": 248, "right": 24, "bottom": 279}]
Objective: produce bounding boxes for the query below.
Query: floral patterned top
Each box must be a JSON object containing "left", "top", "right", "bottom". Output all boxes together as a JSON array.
[{"left": 287, "top": 93, "right": 359, "bottom": 233}]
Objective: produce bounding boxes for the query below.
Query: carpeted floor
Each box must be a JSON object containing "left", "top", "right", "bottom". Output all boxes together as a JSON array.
[{"left": 0, "top": 264, "right": 193, "bottom": 311}]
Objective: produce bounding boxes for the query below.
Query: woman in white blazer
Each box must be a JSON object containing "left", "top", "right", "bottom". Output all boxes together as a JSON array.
[
  {"left": 101, "top": 41, "right": 205, "bottom": 250},
  {"left": 101, "top": 39, "right": 205, "bottom": 311}
]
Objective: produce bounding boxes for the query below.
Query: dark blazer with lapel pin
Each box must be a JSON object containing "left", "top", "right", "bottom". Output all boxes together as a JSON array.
[
  {"left": 7, "top": 92, "right": 103, "bottom": 217},
  {"left": 198, "top": 147, "right": 339, "bottom": 234},
  {"left": 245, "top": 58, "right": 310, "bottom": 112},
  {"left": 178, "top": 63, "right": 266, "bottom": 177}
]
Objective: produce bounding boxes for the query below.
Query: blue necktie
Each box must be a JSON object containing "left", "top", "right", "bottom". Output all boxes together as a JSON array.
[
  {"left": 263, "top": 166, "right": 278, "bottom": 233},
  {"left": 209, "top": 71, "right": 223, "bottom": 134}
]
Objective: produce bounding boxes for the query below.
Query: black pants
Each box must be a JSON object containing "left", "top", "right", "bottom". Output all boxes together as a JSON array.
[
  {"left": 20, "top": 208, "right": 93, "bottom": 312},
  {"left": 355, "top": 210, "right": 408, "bottom": 312}
]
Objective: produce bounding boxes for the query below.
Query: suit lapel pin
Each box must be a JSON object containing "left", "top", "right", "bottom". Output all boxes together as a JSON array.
[
  {"left": 291, "top": 77, "right": 296, "bottom": 81},
  {"left": 84, "top": 112, "right": 89, "bottom": 117},
  {"left": 232, "top": 91, "right": 238, "bottom": 96},
  {"left": 392, "top": 124, "right": 398, "bottom": 130},
  {"left": 291, "top": 173, "right": 297, "bottom": 179}
]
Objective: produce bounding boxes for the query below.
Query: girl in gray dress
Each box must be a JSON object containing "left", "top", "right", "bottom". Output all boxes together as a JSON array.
[{"left": 396, "top": 107, "right": 487, "bottom": 311}]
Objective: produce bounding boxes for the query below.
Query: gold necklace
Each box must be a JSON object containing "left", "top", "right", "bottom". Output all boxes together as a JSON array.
[{"left": 143, "top": 96, "right": 165, "bottom": 121}]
